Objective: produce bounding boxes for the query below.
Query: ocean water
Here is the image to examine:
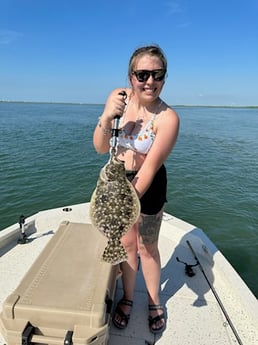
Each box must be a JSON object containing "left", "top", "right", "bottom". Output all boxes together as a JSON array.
[{"left": 0, "top": 102, "right": 257, "bottom": 298}]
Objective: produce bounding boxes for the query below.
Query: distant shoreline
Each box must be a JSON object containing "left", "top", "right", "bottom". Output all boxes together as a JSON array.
[{"left": 0, "top": 100, "right": 257, "bottom": 109}]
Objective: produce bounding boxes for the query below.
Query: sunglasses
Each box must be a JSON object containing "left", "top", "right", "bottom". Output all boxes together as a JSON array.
[{"left": 132, "top": 69, "right": 166, "bottom": 82}]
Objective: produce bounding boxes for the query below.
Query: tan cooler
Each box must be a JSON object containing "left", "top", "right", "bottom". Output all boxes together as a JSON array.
[{"left": 0, "top": 221, "right": 119, "bottom": 345}]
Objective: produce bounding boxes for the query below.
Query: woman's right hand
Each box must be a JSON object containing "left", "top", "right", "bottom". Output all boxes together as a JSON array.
[{"left": 101, "top": 89, "right": 127, "bottom": 122}]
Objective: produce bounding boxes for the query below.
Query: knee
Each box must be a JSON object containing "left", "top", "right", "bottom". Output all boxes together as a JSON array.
[
  {"left": 138, "top": 243, "right": 159, "bottom": 260},
  {"left": 123, "top": 241, "right": 138, "bottom": 254},
  {"left": 121, "top": 236, "right": 138, "bottom": 254},
  {"left": 121, "top": 225, "right": 138, "bottom": 254}
]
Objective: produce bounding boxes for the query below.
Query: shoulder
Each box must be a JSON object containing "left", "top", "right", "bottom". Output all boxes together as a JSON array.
[{"left": 156, "top": 102, "right": 179, "bottom": 129}]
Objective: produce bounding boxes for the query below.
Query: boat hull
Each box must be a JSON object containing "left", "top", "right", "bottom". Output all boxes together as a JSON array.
[{"left": 0, "top": 203, "right": 257, "bottom": 345}]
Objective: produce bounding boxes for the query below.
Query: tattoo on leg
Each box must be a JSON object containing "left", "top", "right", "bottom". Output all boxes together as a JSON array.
[{"left": 138, "top": 210, "right": 163, "bottom": 245}]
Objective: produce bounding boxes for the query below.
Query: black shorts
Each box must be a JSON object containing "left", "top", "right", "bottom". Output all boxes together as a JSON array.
[{"left": 126, "top": 164, "right": 167, "bottom": 215}]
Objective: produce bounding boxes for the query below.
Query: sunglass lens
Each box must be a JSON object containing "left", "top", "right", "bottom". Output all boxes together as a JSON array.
[
  {"left": 136, "top": 71, "right": 150, "bottom": 82},
  {"left": 153, "top": 70, "right": 166, "bottom": 81}
]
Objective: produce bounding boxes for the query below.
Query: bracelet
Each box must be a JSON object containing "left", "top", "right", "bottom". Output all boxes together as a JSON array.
[{"left": 98, "top": 117, "right": 112, "bottom": 136}]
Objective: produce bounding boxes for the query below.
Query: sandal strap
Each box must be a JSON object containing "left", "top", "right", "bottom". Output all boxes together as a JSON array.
[
  {"left": 119, "top": 298, "right": 133, "bottom": 307},
  {"left": 148, "top": 312, "right": 166, "bottom": 334},
  {"left": 149, "top": 304, "right": 163, "bottom": 311},
  {"left": 112, "top": 299, "right": 133, "bottom": 329},
  {"left": 114, "top": 298, "right": 133, "bottom": 320},
  {"left": 115, "top": 305, "right": 130, "bottom": 321},
  {"left": 149, "top": 312, "right": 165, "bottom": 323}
]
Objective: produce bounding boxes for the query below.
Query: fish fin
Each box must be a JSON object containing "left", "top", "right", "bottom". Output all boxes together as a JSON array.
[{"left": 102, "top": 239, "right": 128, "bottom": 265}]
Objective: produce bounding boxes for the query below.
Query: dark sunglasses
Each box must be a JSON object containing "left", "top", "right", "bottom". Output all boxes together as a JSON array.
[{"left": 132, "top": 69, "right": 166, "bottom": 82}]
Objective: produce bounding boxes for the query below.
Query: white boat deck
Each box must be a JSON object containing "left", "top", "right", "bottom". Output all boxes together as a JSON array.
[{"left": 1, "top": 203, "right": 258, "bottom": 345}]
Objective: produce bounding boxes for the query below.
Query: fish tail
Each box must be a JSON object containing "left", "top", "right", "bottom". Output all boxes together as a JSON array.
[{"left": 102, "top": 239, "right": 128, "bottom": 265}]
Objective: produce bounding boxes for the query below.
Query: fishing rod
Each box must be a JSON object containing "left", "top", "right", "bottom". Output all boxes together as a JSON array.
[
  {"left": 109, "top": 90, "right": 127, "bottom": 155},
  {"left": 186, "top": 240, "right": 243, "bottom": 345}
]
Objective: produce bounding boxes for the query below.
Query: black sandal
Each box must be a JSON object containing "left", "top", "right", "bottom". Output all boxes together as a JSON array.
[
  {"left": 112, "top": 299, "right": 133, "bottom": 329},
  {"left": 148, "top": 304, "right": 166, "bottom": 334}
]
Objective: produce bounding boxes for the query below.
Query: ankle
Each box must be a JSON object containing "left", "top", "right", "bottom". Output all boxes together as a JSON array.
[
  {"left": 148, "top": 295, "right": 160, "bottom": 306},
  {"left": 122, "top": 291, "right": 134, "bottom": 302}
]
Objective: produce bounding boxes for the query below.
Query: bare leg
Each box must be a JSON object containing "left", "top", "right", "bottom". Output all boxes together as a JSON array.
[
  {"left": 113, "top": 224, "right": 138, "bottom": 327},
  {"left": 138, "top": 240, "right": 161, "bottom": 305},
  {"left": 137, "top": 210, "right": 165, "bottom": 331}
]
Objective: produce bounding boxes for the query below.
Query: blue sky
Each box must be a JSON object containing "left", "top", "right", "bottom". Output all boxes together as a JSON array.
[{"left": 1, "top": 0, "right": 257, "bottom": 105}]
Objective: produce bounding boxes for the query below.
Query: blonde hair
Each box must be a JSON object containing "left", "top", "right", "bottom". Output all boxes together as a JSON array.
[{"left": 128, "top": 45, "right": 167, "bottom": 77}]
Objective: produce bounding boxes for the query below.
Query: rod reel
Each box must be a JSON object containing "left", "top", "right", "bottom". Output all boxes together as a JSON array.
[{"left": 176, "top": 256, "right": 198, "bottom": 277}]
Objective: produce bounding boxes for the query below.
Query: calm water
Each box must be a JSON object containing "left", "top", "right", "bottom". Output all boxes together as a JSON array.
[{"left": 0, "top": 102, "right": 257, "bottom": 297}]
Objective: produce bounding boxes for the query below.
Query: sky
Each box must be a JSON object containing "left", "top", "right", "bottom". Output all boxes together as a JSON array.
[{"left": 1, "top": 0, "right": 258, "bottom": 106}]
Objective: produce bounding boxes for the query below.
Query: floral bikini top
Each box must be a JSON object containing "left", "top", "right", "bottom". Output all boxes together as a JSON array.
[{"left": 118, "top": 114, "right": 156, "bottom": 155}]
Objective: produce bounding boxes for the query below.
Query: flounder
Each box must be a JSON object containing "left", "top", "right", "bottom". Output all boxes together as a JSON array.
[{"left": 90, "top": 155, "right": 140, "bottom": 265}]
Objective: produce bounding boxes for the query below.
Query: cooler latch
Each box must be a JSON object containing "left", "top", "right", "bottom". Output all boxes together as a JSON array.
[
  {"left": 22, "top": 322, "right": 34, "bottom": 345},
  {"left": 64, "top": 330, "right": 73, "bottom": 345}
]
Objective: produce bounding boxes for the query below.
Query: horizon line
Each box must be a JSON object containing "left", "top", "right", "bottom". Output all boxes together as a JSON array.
[{"left": 0, "top": 100, "right": 257, "bottom": 108}]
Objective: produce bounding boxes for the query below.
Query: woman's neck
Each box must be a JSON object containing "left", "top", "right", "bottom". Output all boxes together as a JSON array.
[{"left": 129, "top": 93, "right": 162, "bottom": 114}]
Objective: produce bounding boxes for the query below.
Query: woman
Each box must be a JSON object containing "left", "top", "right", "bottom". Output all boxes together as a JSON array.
[{"left": 93, "top": 45, "right": 179, "bottom": 333}]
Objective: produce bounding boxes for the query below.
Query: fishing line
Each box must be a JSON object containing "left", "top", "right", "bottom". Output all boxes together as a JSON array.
[{"left": 186, "top": 240, "right": 243, "bottom": 345}]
